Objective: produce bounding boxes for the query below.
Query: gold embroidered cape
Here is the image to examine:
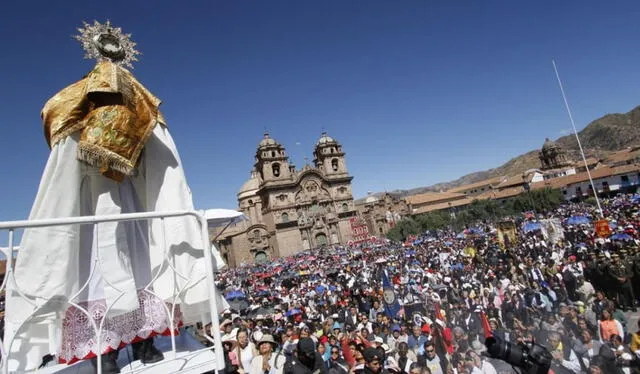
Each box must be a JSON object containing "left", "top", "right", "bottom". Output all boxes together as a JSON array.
[{"left": 42, "top": 61, "right": 165, "bottom": 181}]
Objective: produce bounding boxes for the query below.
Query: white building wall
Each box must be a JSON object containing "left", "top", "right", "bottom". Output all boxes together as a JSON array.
[
  {"left": 562, "top": 171, "right": 640, "bottom": 200},
  {"left": 530, "top": 172, "right": 544, "bottom": 183}
]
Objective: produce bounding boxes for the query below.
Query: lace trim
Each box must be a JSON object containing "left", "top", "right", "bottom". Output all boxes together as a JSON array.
[{"left": 58, "top": 290, "right": 182, "bottom": 364}]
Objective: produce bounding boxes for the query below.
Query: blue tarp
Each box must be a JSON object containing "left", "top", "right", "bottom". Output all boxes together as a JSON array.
[
  {"left": 566, "top": 215, "right": 591, "bottom": 225},
  {"left": 286, "top": 308, "right": 302, "bottom": 316},
  {"left": 523, "top": 222, "right": 542, "bottom": 233},
  {"left": 225, "top": 290, "right": 246, "bottom": 300},
  {"left": 611, "top": 233, "right": 633, "bottom": 241}
]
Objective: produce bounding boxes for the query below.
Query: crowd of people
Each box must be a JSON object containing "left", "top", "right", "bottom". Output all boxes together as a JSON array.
[{"left": 205, "top": 193, "right": 640, "bottom": 374}]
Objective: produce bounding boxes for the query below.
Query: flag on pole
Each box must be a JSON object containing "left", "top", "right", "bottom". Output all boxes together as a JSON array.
[{"left": 382, "top": 270, "right": 401, "bottom": 318}]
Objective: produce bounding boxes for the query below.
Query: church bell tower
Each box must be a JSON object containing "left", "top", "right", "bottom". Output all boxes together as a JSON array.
[
  {"left": 255, "top": 133, "right": 292, "bottom": 182},
  {"left": 313, "top": 132, "right": 348, "bottom": 178}
]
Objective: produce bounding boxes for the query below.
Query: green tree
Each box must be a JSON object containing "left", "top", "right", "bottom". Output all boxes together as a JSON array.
[{"left": 386, "top": 217, "right": 422, "bottom": 241}]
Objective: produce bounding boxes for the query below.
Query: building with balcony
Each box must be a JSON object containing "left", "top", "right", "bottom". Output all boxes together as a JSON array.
[{"left": 213, "top": 133, "right": 356, "bottom": 267}]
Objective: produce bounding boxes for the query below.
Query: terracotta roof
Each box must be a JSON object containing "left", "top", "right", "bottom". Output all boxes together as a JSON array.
[
  {"left": 531, "top": 164, "right": 640, "bottom": 190},
  {"left": 404, "top": 191, "right": 467, "bottom": 206},
  {"left": 446, "top": 177, "right": 503, "bottom": 193},
  {"left": 581, "top": 157, "right": 600, "bottom": 166},
  {"left": 496, "top": 174, "right": 530, "bottom": 190},
  {"left": 603, "top": 147, "right": 640, "bottom": 165},
  {"left": 411, "top": 197, "right": 474, "bottom": 215},
  {"left": 475, "top": 186, "right": 527, "bottom": 200}
]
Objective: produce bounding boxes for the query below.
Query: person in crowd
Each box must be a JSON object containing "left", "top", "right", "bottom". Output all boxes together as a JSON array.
[
  {"left": 204, "top": 194, "right": 640, "bottom": 374},
  {"left": 250, "top": 334, "right": 286, "bottom": 374},
  {"left": 238, "top": 328, "right": 258, "bottom": 374},
  {"left": 417, "top": 342, "right": 447, "bottom": 374}
]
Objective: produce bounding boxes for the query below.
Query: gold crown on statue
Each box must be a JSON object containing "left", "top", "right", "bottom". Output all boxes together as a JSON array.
[{"left": 74, "top": 20, "right": 141, "bottom": 69}]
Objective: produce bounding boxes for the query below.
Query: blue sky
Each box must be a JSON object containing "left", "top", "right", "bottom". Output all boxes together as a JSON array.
[{"left": 2, "top": 0, "right": 640, "bottom": 231}]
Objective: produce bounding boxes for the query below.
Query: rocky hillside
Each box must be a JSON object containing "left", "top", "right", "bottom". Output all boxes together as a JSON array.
[{"left": 368, "top": 105, "right": 640, "bottom": 200}]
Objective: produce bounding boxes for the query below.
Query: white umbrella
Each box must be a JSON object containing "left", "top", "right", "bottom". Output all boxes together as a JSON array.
[{"left": 204, "top": 209, "right": 248, "bottom": 229}]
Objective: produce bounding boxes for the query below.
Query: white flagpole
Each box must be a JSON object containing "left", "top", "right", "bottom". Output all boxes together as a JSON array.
[{"left": 552, "top": 60, "right": 604, "bottom": 218}]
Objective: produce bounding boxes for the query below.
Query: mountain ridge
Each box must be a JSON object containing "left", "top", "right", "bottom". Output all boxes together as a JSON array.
[{"left": 358, "top": 105, "right": 640, "bottom": 201}]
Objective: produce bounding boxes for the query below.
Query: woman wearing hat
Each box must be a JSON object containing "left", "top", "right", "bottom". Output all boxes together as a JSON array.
[{"left": 250, "top": 334, "right": 286, "bottom": 374}]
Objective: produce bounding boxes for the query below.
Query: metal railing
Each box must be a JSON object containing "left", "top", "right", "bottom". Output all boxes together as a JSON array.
[{"left": 0, "top": 210, "right": 224, "bottom": 373}]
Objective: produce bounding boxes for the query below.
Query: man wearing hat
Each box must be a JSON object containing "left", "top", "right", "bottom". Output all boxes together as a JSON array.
[{"left": 250, "top": 334, "right": 286, "bottom": 374}]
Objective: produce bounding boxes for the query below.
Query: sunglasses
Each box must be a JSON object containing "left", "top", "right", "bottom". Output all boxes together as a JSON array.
[
  {"left": 331, "top": 351, "right": 340, "bottom": 354},
  {"left": 425, "top": 349, "right": 435, "bottom": 353}
]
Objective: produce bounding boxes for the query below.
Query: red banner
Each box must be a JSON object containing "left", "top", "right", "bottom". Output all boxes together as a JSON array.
[{"left": 349, "top": 217, "right": 370, "bottom": 243}]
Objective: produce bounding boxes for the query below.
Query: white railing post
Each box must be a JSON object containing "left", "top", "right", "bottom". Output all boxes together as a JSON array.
[
  {"left": 0, "top": 210, "right": 221, "bottom": 373},
  {"left": 198, "top": 211, "right": 225, "bottom": 371}
]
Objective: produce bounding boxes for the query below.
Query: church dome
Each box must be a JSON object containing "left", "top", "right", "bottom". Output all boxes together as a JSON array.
[
  {"left": 542, "top": 138, "right": 559, "bottom": 151},
  {"left": 258, "top": 133, "right": 279, "bottom": 149},
  {"left": 365, "top": 195, "right": 378, "bottom": 204},
  {"left": 316, "top": 132, "right": 336, "bottom": 146},
  {"left": 238, "top": 169, "right": 261, "bottom": 199}
]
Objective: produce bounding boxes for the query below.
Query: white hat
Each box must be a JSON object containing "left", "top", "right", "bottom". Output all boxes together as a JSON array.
[{"left": 373, "top": 336, "right": 384, "bottom": 344}]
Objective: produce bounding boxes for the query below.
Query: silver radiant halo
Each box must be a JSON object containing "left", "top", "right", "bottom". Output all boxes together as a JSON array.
[{"left": 74, "top": 20, "right": 141, "bottom": 69}]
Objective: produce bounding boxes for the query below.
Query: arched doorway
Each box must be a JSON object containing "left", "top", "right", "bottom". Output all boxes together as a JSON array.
[
  {"left": 315, "top": 233, "right": 328, "bottom": 247},
  {"left": 254, "top": 251, "right": 269, "bottom": 264}
]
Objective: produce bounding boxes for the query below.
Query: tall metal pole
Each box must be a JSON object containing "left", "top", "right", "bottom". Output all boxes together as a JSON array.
[{"left": 552, "top": 60, "right": 604, "bottom": 218}]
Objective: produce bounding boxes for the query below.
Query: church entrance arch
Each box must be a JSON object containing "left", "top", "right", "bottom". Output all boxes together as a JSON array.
[
  {"left": 254, "top": 251, "right": 269, "bottom": 264},
  {"left": 315, "top": 233, "right": 328, "bottom": 247}
]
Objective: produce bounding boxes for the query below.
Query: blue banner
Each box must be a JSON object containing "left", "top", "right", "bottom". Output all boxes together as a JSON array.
[{"left": 382, "top": 270, "right": 401, "bottom": 318}]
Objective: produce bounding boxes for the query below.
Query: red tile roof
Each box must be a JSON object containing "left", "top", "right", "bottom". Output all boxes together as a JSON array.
[
  {"left": 447, "top": 177, "right": 503, "bottom": 193},
  {"left": 405, "top": 191, "right": 467, "bottom": 206}
]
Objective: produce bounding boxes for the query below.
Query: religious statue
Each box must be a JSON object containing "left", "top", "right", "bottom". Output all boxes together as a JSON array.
[{"left": 5, "top": 21, "right": 225, "bottom": 373}]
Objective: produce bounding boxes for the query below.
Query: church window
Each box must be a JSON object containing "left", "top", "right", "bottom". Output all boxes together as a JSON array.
[
  {"left": 281, "top": 212, "right": 289, "bottom": 223},
  {"left": 331, "top": 158, "right": 339, "bottom": 172},
  {"left": 272, "top": 163, "right": 280, "bottom": 177},
  {"left": 253, "top": 230, "right": 260, "bottom": 239},
  {"left": 271, "top": 151, "right": 275, "bottom": 157},
  {"left": 342, "top": 203, "right": 349, "bottom": 212},
  {"left": 248, "top": 199, "right": 253, "bottom": 205}
]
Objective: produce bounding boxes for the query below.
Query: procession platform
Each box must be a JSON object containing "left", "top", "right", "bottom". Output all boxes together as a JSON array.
[{"left": 37, "top": 332, "right": 217, "bottom": 374}]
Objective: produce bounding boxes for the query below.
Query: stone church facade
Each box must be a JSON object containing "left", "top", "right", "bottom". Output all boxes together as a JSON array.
[
  {"left": 214, "top": 133, "right": 357, "bottom": 267},
  {"left": 355, "top": 193, "right": 409, "bottom": 237}
]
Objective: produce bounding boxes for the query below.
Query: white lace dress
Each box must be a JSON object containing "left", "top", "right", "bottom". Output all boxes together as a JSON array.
[{"left": 6, "top": 124, "right": 225, "bottom": 370}]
